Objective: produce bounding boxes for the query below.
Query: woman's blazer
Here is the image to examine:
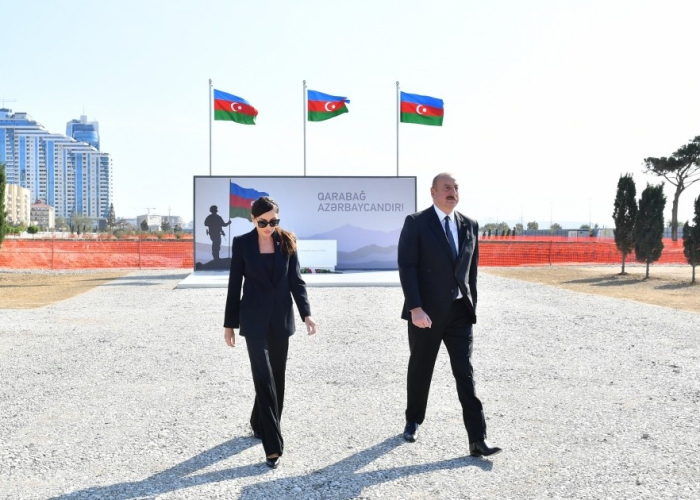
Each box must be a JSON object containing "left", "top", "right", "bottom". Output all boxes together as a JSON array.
[{"left": 224, "top": 228, "right": 311, "bottom": 338}]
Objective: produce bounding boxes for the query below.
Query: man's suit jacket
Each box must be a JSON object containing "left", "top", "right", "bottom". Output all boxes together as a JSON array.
[
  {"left": 224, "top": 229, "right": 311, "bottom": 338},
  {"left": 398, "top": 206, "right": 479, "bottom": 325}
]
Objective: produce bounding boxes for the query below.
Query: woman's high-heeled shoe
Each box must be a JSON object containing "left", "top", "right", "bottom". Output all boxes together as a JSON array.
[{"left": 265, "top": 455, "right": 280, "bottom": 469}]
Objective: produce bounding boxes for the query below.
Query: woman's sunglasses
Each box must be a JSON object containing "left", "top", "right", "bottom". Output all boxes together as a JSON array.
[{"left": 256, "top": 218, "right": 281, "bottom": 228}]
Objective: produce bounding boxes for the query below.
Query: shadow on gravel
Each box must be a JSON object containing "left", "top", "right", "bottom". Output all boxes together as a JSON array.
[
  {"left": 563, "top": 276, "right": 614, "bottom": 285},
  {"left": 241, "top": 435, "right": 493, "bottom": 499},
  {"left": 101, "top": 274, "right": 190, "bottom": 287},
  {"left": 592, "top": 279, "right": 642, "bottom": 287},
  {"left": 53, "top": 435, "right": 491, "bottom": 499},
  {"left": 52, "top": 436, "right": 264, "bottom": 500},
  {"left": 100, "top": 281, "right": 160, "bottom": 287},
  {"left": 78, "top": 277, "right": 129, "bottom": 282},
  {"left": 564, "top": 276, "right": 640, "bottom": 287},
  {"left": 110, "top": 273, "right": 190, "bottom": 282},
  {"left": 655, "top": 282, "right": 696, "bottom": 290}
]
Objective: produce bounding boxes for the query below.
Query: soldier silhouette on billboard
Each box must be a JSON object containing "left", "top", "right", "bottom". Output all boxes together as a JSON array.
[{"left": 204, "top": 205, "right": 231, "bottom": 261}]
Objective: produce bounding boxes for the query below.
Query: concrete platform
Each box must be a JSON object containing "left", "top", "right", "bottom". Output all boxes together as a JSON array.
[{"left": 175, "top": 270, "right": 401, "bottom": 288}]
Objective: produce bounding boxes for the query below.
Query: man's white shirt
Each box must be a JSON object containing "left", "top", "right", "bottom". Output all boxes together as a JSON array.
[{"left": 433, "top": 205, "right": 463, "bottom": 300}]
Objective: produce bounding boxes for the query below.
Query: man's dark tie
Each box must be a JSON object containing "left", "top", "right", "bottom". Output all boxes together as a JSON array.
[{"left": 444, "top": 216, "right": 458, "bottom": 258}]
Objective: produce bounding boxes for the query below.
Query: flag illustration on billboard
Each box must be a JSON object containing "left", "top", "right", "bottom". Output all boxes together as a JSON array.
[
  {"left": 214, "top": 89, "right": 259, "bottom": 125},
  {"left": 307, "top": 90, "right": 350, "bottom": 121},
  {"left": 400, "top": 91, "right": 444, "bottom": 126},
  {"left": 230, "top": 182, "right": 269, "bottom": 220}
]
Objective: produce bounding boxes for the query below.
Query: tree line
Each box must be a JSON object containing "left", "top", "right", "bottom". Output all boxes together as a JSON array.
[
  {"left": 644, "top": 136, "right": 700, "bottom": 242},
  {"left": 0, "top": 167, "right": 185, "bottom": 241},
  {"left": 481, "top": 221, "right": 591, "bottom": 237},
  {"left": 613, "top": 173, "right": 700, "bottom": 282}
]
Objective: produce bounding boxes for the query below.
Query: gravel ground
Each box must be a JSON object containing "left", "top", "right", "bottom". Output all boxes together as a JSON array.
[{"left": 0, "top": 270, "right": 698, "bottom": 499}]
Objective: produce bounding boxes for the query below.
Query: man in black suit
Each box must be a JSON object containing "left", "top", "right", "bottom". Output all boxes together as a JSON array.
[{"left": 398, "top": 172, "right": 501, "bottom": 457}]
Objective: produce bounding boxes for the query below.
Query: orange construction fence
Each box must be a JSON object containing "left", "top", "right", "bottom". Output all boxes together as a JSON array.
[
  {"left": 0, "top": 239, "right": 194, "bottom": 269},
  {"left": 479, "top": 239, "right": 686, "bottom": 266},
  {"left": 0, "top": 237, "right": 688, "bottom": 270}
]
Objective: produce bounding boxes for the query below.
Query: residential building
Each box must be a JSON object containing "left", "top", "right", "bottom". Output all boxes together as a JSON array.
[
  {"left": 66, "top": 115, "right": 99, "bottom": 150},
  {"left": 136, "top": 214, "right": 162, "bottom": 231},
  {"left": 3, "top": 183, "right": 31, "bottom": 226},
  {"left": 163, "top": 215, "right": 185, "bottom": 229},
  {"left": 136, "top": 214, "right": 185, "bottom": 231},
  {"left": 30, "top": 199, "right": 55, "bottom": 230},
  {"left": 0, "top": 108, "right": 113, "bottom": 221}
]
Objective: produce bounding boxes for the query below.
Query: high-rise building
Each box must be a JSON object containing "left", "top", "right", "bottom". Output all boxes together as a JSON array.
[
  {"left": 66, "top": 115, "right": 99, "bottom": 150},
  {"left": 0, "top": 108, "right": 113, "bottom": 220}
]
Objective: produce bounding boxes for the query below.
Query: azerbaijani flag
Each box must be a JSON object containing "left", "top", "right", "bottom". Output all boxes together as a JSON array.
[
  {"left": 400, "top": 91, "right": 444, "bottom": 126},
  {"left": 214, "top": 90, "right": 258, "bottom": 125},
  {"left": 307, "top": 90, "right": 350, "bottom": 122},
  {"left": 230, "top": 182, "right": 269, "bottom": 220}
]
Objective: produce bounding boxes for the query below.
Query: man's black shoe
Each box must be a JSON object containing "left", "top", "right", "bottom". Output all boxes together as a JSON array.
[
  {"left": 403, "top": 422, "right": 419, "bottom": 442},
  {"left": 469, "top": 440, "right": 502, "bottom": 457}
]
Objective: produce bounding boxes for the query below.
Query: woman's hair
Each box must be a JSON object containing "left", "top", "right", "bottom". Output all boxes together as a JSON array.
[{"left": 251, "top": 196, "right": 296, "bottom": 255}]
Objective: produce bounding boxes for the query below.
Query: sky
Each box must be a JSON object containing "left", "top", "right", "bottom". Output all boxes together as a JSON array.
[{"left": 3, "top": 0, "right": 700, "bottom": 229}]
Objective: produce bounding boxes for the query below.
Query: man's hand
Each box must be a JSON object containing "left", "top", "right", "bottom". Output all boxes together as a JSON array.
[
  {"left": 224, "top": 327, "right": 236, "bottom": 347},
  {"left": 304, "top": 316, "right": 317, "bottom": 335},
  {"left": 410, "top": 307, "right": 432, "bottom": 329}
]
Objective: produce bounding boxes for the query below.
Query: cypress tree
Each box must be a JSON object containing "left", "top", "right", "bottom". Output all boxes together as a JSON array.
[
  {"left": 612, "top": 174, "right": 637, "bottom": 274},
  {"left": 634, "top": 183, "right": 666, "bottom": 279},
  {"left": 682, "top": 196, "right": 700, "bottom": 284},
  {"left": 107, "top": 203, "right": 116, "bottom": 232},
  {"left": 0, "top": 162, "right": 6, "bottom": 249}
]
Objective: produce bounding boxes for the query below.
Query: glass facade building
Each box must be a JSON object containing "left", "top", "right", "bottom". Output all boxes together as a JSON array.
[
  {"left": 0, "top": 108, "right": 113, "bottom": 220},
  {"left": 66, "top": 115, "right": 100, "bottom": 150}
]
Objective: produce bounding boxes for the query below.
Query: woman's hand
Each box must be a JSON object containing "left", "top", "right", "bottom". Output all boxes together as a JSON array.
[
  {"left": 224, "top": 327, "right": 236, "bottom": 347},
  {"left": 304, "top": 316, "right": 317, "bottom": 335}
]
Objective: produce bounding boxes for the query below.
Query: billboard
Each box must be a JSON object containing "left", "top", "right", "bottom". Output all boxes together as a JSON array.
[{"left": 193, "top": 176, "right": 416, "bottom": 271}]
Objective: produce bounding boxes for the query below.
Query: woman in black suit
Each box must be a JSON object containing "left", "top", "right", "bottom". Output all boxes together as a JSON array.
[{"left": 223, "top": 196, "right": 317, "bottom": 469}]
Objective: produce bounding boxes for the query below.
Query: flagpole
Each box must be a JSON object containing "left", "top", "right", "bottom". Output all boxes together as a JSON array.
[
  {"left": 396, "top": 81, "right": 400, "bottom": 177},
  {"left": 303, "top": 80, "right": 307, "bottom": 176},
  {"left": 209, "top": 79, "right": 213, "bottom": 176}
]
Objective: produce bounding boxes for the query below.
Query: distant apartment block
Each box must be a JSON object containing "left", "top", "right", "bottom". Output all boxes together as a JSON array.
[
  {"left": 163, "top": 215, "right": 185, "bottom": 229},
  {"left": 30, "top": 199, "right": 55, "bottom": 230},
  {"left": 3, "top": 183, "right": 31, "bottom": 226},
  {"left": 0, "top": 108, "right": 113, "bottom": 221},
  {"left": 66, "top": 115, "right": 100, "bottom": 150},
  {"left": 136, "top": 214, "right": 185, "bottom": 231}
]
